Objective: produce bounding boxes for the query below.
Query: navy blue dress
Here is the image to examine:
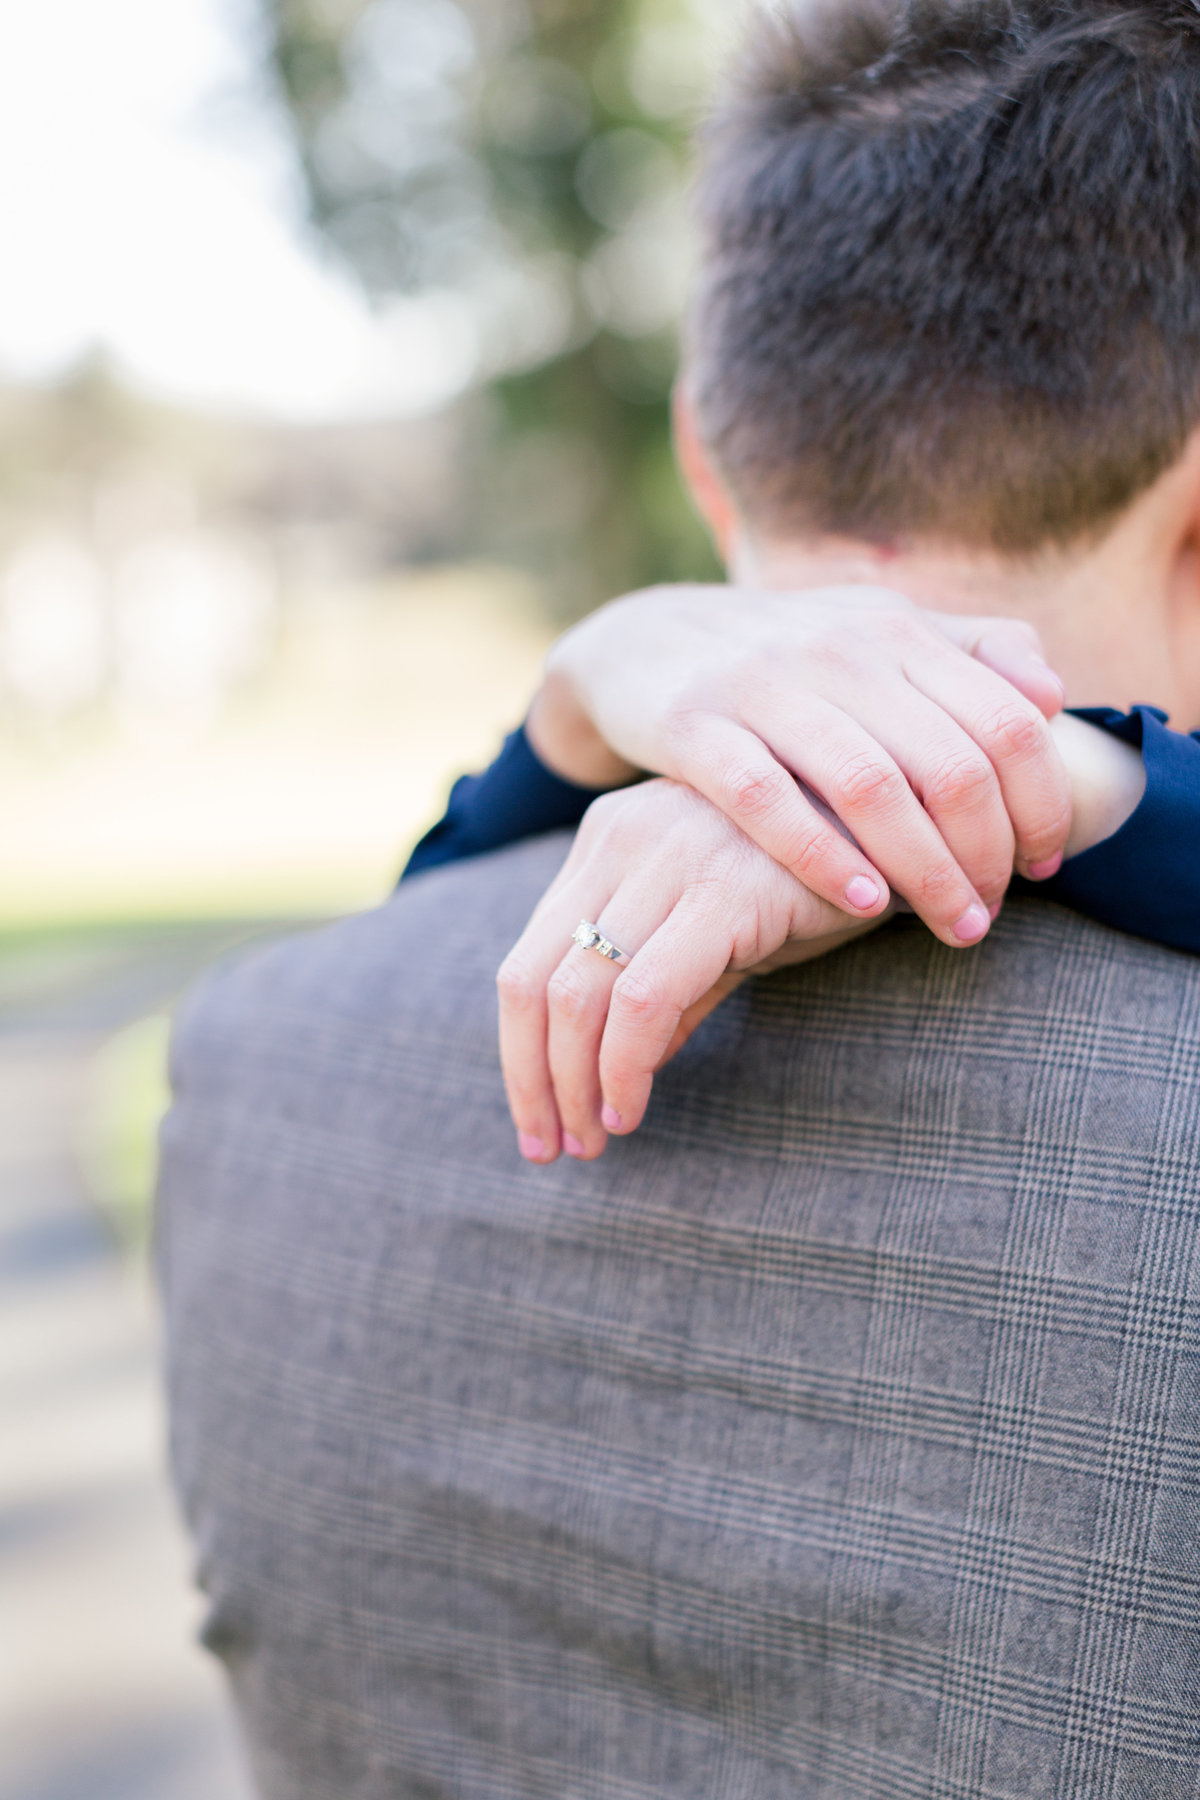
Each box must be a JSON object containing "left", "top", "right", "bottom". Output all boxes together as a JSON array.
[{"left": 403, "top": 705, "right": 1200, "bottom": 955}]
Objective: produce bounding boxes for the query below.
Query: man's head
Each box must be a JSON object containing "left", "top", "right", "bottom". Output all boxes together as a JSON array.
[{"left": 684, "top": 0, "right": 1200, "bottom": 557}]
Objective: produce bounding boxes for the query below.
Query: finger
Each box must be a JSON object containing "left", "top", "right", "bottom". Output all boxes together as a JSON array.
[
  {"left": 672, "top": 714, "right": 892, "bottom": 920},
  {"left": 932, "top": 613, "right": 1066, "bottom": 720},
  {"left": 905, "top": 645, "right": 1073, "bottom": 879},
  {"left": 497, "top": 937, "right": 562, "bottom": 1164},
  {"left": 759, "top": 697, "right": 994, "bottom": 948},
  {"left": 658, "top": 971, "right": 748, "bottom": 1070},
  {"left": 599, "top": 895, "right": 739, "bottom": 1134},
  {"left": 498, "top": 873, "right": 616, "bottom": 1164},
  {"left": 546, "top": 902, "right": 657, "bottom": 1160},
  {"left": 650, "top": 916, "right": 878, "bottom": 1090},
  {"left": 862, "top": 684, "right": 1016, "bottom": 912},
  {"left": 651, "top": 919, "right": 874, "bottom": 1077}
]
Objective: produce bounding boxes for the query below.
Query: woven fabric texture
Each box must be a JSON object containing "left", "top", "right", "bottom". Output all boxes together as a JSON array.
[{"left": 158, "top": 833, "right": 1200, "bottom": 1799}]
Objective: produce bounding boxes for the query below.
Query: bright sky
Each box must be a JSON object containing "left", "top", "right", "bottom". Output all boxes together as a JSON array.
[{"left": 0, "top": 0, "right": 475, "bottom": 420}]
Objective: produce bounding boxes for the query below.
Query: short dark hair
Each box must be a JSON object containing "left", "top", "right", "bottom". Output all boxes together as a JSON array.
[{"left": 690, "top": 0, "right": 1200, "bottom": 551}]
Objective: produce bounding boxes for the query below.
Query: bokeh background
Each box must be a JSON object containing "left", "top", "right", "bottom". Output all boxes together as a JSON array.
[{"left": 3, "top": 2, "right": 726, "bottom": 1794}]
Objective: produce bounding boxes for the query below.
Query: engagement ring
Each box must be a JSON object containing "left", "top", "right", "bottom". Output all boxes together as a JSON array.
[{"left": 571, "top": 920, "right": 627, "bottom": 963}]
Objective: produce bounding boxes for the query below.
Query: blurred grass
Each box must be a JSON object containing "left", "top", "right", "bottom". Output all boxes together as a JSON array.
[
  {"left": 0, "top": 917, "right": 307, "bottom": 1253},
  {"left": 4, "top": 561, "right": 555, "bottom": 1246},
  {"left": 78, "top": 1011, "right": 172, "bottom": 1251},
  {"left": 0, "top": 562, "right": 555, "bottom": 926}
]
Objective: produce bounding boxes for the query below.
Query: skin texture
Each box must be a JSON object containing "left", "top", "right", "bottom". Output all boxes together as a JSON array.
[
  {"left": 498, "top": 778, "right": 875, "bottom": 1160},
  {"left": 527, "top": 586, "right": 1073, "bottom": 932},
  {"left": 503, "top": 610, "right": 1145, "bottom": 1163},
  {"left": 496, "top": 401, "right": 1200, "bottom": 1163}
]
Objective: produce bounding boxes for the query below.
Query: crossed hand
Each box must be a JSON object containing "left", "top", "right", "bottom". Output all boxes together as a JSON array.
[{"left": 496, "top": 584, "right": 1097, "bottom": 1163}]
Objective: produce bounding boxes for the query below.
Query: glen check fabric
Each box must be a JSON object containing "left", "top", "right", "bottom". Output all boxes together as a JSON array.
[{"left": 157, "top": 833, "right": 1200, "bottom": 1799}]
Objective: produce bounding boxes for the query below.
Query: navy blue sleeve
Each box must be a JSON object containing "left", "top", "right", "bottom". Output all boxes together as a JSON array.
[
  {"left": 401, "top": 723, "right": 612, "bottom": 880},
  {"left": 1038, "top": 705, "right": 1200, "bottom": 953}
]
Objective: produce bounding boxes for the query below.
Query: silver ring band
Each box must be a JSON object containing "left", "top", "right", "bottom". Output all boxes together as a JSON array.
[{"left": 571, "top": 920, "right": 627, "bottom": 963}]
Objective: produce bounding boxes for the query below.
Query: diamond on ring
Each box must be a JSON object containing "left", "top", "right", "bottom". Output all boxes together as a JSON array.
[{"left": 572, "top": 920, "right": 626, "bottom": 963}]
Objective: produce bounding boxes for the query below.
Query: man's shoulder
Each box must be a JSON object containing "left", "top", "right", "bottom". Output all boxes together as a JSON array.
[
  {"left": 169, "top": 829, "right": 1200, "bottom": 1128},
  {"left": 169, "top": 833, "right": 573, "bottom": 1095},
  {"left": 207, "top": 830, "right": 566, "bottom": 1000}
]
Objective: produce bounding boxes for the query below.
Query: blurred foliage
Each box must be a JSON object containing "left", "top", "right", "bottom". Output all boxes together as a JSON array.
[
  {"left": 259, "top": 0, "right": 722, "bottom": 615},
  {"left": 78, "top": 1010, "right": 172, "bottom": 1254}
]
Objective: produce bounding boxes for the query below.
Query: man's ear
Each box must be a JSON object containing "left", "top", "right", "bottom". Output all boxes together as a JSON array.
[
  {"left": 672, "top": 381, "right": 738, "bottom": 562},
  {"left": 1172, "top": 426, "right": 1200, "bottom": 556},
  {"left": 1152, "top": 426, "right": 1200, "bottom": 622}
]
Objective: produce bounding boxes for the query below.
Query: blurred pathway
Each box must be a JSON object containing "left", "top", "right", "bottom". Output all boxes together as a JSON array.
[{"left": 1, "top": 925, "right": 282, "bottom": 1800}]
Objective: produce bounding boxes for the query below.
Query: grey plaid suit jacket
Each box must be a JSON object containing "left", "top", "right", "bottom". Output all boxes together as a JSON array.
[{"left": 158, "top": 833, "right": 1200, "bottom": 1799}]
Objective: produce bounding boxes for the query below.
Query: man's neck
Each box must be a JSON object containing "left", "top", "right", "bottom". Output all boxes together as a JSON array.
[{"left": 734, "top": 477, "right": 1200, "bottom": 728}]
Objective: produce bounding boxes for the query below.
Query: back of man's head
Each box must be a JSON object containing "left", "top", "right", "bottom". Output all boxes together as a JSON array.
[{"left": 691, "top": 0, "right": 1200, "bottom": 553}]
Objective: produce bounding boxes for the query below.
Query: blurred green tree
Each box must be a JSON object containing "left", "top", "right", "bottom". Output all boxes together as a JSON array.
[{"left": 258, "top": 0, "right": 722, "bottom": 615}]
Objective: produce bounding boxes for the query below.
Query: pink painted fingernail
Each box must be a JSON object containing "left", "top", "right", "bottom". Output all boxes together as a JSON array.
[
  {"left": 518, "top": 1132, "right": 545, "bottom": 1161},
  {"left": 563, "top": 1133, "right": 585, "bottom": 1158},
  {"left": 952, "top": 904, "right": 990, "bottom": 944},
  {"left": 1028, "top": 851, "right": 1063, "bottom": 881},
  {"left": 845, "top": 875, "right": 882, "bottom": 911},
  {"left": 601, "top": 1104, "right": 622, "bottom": 1132}
]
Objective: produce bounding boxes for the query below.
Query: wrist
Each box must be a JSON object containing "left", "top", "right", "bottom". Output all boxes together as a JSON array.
[
  {"left": 1051, "top": 713, "right": 1146, "bottom": 857},
  {"left": 525, "top": 667, "right": 639, "bottom": 790}
]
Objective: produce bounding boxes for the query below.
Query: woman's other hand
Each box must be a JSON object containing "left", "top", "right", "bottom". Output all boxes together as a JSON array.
[
  {"left": 497, "top": 779, "right": 878, "bottom": 1164},
  {"left": 525, "top": 584, "right": 1071, "bottom": 950}
]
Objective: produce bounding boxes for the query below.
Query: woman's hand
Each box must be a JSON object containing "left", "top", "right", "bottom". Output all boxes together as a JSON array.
[
  {"left": 497, "top": 711, "right": 1151, "bottom": 1166},
  {"left": 526, "top": 583, "right": 1072, "bottom": 949},
  {"left": 497, "top": 779, "right": 880, "bottom": 1163}
]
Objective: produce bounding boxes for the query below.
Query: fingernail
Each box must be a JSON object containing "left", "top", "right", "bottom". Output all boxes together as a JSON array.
[
  {"left": 563, "top": 1133, "right": 585, "bottom": 1158},
  {"left": 952, "top": 904, "right": 990, "bottom": 944},
  {"left": 1027, "top": 851, "right": 1063, "bottom": 881},
  {"left": 601, "top": 1104, "right": 622, "bottom": 1132},
  {"left": 518, "top": 1132, "right": 545, "bottom": 1161},
  {"left": 988, "top": 901, "right": 1003, "bottom": 922},
  {"left": 845, "top": 875, "right": 882, "bottom": 911}
]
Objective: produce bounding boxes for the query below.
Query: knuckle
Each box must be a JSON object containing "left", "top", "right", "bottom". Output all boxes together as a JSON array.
[
  {"left": 723, "top": 760, "right": 789, "bottom": 821},
  {"left": 583, "top": 778, "right": 680, "bottom": 850},
  {"left": 598, "top": 1055, "right": 639, "bottom": 1105},
  {"left": 985, "top": 700, "right": 1045, "bottom": 763},
  {"left": 877, "top": 608, "right": 920, "bottom": 645},
  {"left": 802, "top": 630, "right": 859, "bottom": 677},
  {"left": 506, "top": 1074, "right": 546, "bottom": 1117},
  {"left": 911, "top": 859, "right": 965, "bottom": 913},
  {"left": 866, "top": 607, "right": 922, "bottom": 656},
  {"left": 546, "top": 960, "right": 601, "bottom": 1025},
  {"left": 611, "top": 968, "right": 670, "bottom": 1027},
  {"left": 578, "top": 788, "right": 626, "bottom": 838},
  {"left": 924, "top": 750, "right": 995, "bottom": 816},
  {"left": 496, "top": 955, "right": 539, "bottom": 1014},
  {"left": 1019, "top": 804, "right": 1073, "bottom": 861},
  {"left": 785, "top": 822, "right": 837, "bottom": 884},
  {"left": 660, "top": 700, "right": 705, "bottom": 753},
  {"left": 831, "top": 751, "right": 906, "bottom": 815},
  {"left": 729, "top": 916, "right": 770, "bottom": 968},
  {"left": 970, "top": 850, "right": 1014, "bottom": 895}
]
